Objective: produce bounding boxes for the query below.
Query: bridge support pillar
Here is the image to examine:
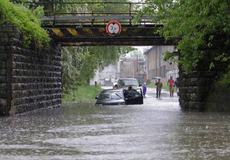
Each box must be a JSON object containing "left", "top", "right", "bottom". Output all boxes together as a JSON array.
[
  {"left": 178, "top": 69, "right": 215, "bottom": 111},
  {"left": 178, "top": 49, "right": 230, "bottom": 111},
  {"left": 0, "top": 24, "right": 62, "bottom": 116}
]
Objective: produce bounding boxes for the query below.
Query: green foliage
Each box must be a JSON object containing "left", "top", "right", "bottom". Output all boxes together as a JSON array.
[
  {"left": 62, "top": 46, "right": 132, "bottom": 93},
  {"left": 0, "top": 0, "right": 50, "bottom": 45},
  {"left": 163, "top": 51, "right": 177, "bottom": 63},
  {"left": 142, "top": 0, "right": 230, "bottom": 71},
  {"left": 216, "top": 65, "right": 230, "bottom": 88},
  {"left": 54, "top": 0, "right": 131, "bottom": 15},
  {"left": 61, "top": 47, "right": 83, "bottom": 93},
  {"left": 62, "top": 85, "right": 102, "bottom": 103}
]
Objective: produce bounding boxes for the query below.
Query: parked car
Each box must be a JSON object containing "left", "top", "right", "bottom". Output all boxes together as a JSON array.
[
  {"left": 116, "top": 78, "right": 143, "bottom": 95},
  {"left": 117, "top": 78, "right": 140, "bottom": 88},
  {"left": 95, "top": 88, "right": 143, "bottom": 105}
]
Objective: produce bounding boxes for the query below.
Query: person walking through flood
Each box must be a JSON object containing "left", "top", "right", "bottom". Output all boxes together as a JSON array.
[
  {"left": 155, "top": 79, "right": 163, "bottom": 98},
  {"left": 168, "top": 76, "right": 175, "bottom": 97},
  {"left": 142, "top": 83, "right": 147, "bottom": 98}
]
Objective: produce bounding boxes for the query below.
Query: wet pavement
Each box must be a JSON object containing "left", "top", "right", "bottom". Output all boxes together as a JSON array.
[{"left": 0, "top": 89, "right": 230, "bottom": 160}]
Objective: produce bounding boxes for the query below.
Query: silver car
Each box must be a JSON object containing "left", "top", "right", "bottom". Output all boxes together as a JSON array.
[
  {"left": 95, "top": 88, "right": 143, "bottom": 105},
  {"left": 95, "top": 89, "right": 125, "bottom": 105}
]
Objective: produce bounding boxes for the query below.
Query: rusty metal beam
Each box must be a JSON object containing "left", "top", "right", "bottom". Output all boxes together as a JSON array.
[{"left": 45, "top": 25, "right": 177, "bottom": 46}]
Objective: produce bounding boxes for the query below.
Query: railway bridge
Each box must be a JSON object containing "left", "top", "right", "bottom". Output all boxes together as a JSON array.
[
  {"left": 36, "top": 1, "right": 176, "bottom": 46},
  {"left": 0, "top": 1, "right": 219, "bottom": 115}
]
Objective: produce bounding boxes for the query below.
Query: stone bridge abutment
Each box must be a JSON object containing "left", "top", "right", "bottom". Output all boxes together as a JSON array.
[{"left": 0, "top": 25, "right": 62, "bottom": 116}]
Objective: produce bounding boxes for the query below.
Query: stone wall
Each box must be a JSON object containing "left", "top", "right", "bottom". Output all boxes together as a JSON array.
[
  {"left": 0, "top": 42, "right": 7, "bottom": 115},
  {"left": 178, "top": 70, "right": 215, "bottom": 111},
  {"left": 0, "top": 25, "right": 15, "bottom": 115},
  {"left": 205, "top": 87, "right": 230, "bottom": 112},
  {"left": 0, "top": 25, "right": 62, "bottom": 116},
  {"left": 178, "top": 49, "right": 230, "bottom": 111}
]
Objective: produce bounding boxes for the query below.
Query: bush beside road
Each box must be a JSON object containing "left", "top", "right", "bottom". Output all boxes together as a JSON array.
[{"left": 62, "top": 85, "right": 102, "bottom": 103}]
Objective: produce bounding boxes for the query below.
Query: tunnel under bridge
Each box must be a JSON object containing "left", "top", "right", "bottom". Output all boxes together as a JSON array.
[
  {"left": 1, "top": 1, "right": 218, "bottom": 115},
  {"left": 2, "top": 1, "right": 177, "bottom": 115}
]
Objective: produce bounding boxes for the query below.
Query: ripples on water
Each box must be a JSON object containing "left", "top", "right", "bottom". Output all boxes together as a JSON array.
[{"left": 0, "top": 98, "right": 230, "bottom": 160}]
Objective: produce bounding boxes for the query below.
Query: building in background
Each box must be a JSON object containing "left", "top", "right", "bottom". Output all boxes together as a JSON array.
[
  {"left": 119, "top": 50, "right": 146, "bottom": 84},
  {"left": 90, "top": 64, "right": 119, "bottom": 86},
  {"left": 144, "top": 46, "right": 178, "bottom": 82},
  {"left": 90, "top": 49, "right": 147, "bottom": 86}
]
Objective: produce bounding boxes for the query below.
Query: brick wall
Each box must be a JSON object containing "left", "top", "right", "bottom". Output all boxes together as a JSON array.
[{"left": 0, "top": 25, "right": 62, "bottom": 116}]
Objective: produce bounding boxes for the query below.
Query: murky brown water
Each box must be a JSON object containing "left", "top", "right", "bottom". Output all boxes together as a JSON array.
[{"left": 0, "top": 96, "right": 230, "bottom": 160}]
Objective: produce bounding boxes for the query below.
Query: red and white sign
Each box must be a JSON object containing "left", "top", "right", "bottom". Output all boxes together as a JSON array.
[{"left": 106, "top": 20, "right": 122, "bottom": 35}]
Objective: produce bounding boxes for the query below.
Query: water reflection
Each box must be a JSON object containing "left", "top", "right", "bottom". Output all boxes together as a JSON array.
[{"left": 0, "top": 100, "right": 230, "bottom": 160}]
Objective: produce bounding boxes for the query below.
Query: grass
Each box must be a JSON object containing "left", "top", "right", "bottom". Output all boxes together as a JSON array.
[{"left": 62, "top": 85, "right": 102, "bottom": 103}]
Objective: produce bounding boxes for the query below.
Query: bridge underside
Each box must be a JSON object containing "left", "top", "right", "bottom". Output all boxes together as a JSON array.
[{"left": 46, "top": 25, "right": 176, "bottom": 46}]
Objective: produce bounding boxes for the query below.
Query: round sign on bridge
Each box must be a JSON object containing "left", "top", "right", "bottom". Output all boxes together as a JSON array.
[{"left": 106, "top": 20, "right": 122, "bottom": 36}]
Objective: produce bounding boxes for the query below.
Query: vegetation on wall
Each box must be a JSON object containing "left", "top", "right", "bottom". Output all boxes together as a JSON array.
[
  {"left": 0, "top": 0, "right": 50, "bottom": 45},
  {"left": 142, "top": 0, "right": 230, "bottom": 72}
]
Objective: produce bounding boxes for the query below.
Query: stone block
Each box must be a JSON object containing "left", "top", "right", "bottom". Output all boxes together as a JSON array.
[{"left": 0, "top": 98, "right": 7, "bottom": 106}]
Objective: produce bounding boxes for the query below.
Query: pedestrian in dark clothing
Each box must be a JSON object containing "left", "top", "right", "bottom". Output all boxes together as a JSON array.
[
  {"left": 124, "top": 85, "right": 136, "bottom": 98},
  {"left": 155, "top": 79, "right": 163, "bottom": 98},
  {"left": 142, "top": 83, "right": 147, "bottom": 97}
]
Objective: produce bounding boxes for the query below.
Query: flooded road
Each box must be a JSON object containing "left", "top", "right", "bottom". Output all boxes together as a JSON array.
[{"left": 0, "top": 91, "right": 230, "bottom": 160}]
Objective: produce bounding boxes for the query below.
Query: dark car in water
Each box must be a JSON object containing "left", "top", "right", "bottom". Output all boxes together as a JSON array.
[
  {"left": 95, "top": 88, "right": 143, "bottom": 105},
  {"left": 116, "top": 78, "right": 143, "bottom": 95},
  {"left": 123, "top": 87, "right": 143, "bottom": 105}
]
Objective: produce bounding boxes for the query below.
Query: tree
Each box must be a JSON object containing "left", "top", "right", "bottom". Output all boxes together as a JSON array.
[
  {"left": 142, "top": 0, "right": 230, "bottom": 71},
  {"left": 62, "top": 46, "right": 132, "bottom": 93}
]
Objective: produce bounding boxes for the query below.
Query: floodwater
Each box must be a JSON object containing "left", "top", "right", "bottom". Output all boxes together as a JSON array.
[{"left": 0, "top": 91, "right": 230, "bottom": 160}]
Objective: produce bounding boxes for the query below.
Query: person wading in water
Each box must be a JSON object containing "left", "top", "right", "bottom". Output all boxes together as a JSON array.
[
  {"left": 155, "top": 79, "right": 163, "bottom": 99},
  {"left": 168, "top": 76, "right": 175, "bottom": 97}
]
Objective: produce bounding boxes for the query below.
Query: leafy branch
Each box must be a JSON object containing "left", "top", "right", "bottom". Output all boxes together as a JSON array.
[{"left": 0, "top": 0, "right": 50, "bottom": 46}]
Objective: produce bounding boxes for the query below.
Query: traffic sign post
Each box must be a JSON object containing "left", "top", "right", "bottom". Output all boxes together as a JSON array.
[{"left": 106, "top": 20, "right": 122, "bottom": 36}]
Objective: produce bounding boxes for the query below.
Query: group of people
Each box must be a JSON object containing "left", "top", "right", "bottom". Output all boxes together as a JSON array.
[
  {"left": 117, "top": 76, "right": 177, "bottom": 99},
  {"left": 155, "top": 76, "right": 176, "bottom": 98}
]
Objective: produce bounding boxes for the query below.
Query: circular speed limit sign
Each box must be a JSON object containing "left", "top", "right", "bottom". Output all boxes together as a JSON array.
[{"left": 106, "top": 20, "right": 122, "bottom": 36}]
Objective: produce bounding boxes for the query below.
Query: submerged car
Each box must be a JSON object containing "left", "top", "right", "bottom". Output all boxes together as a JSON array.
[
  {"left": 95, "top": 88, "right": 143, "bottom": 105},
  {"left": 123, "top": 87, "right": 143, "bottom": 105},
  {"left": 95, "top": 89, "right": 125, "bottom": 105}
]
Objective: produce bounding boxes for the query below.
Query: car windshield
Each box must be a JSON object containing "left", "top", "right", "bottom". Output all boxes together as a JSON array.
[
  {"left": 111, "top": 92, "right": 123, "bottom": 100},
  {"left": 123, "top": 79, "right": 139, "bottom": 86},
  {"left": 99, "top": 93, "right": 110, "bottom": 100},
  {"left": 98, "top": 90, "right": 123, "bottom": 100}
]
